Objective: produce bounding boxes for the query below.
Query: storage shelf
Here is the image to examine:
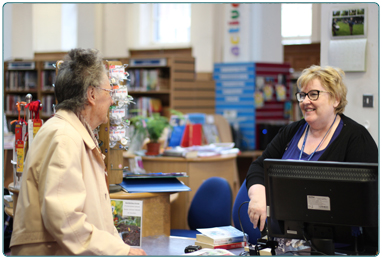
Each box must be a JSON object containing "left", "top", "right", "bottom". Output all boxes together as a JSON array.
[{"left": 128, "top": 89, "right": 170, "bottom": 95}]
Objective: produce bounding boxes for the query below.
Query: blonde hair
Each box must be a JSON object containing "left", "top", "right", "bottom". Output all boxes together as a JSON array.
[{"left": 297, "top": 65, "right": 348, "bottom": 114}]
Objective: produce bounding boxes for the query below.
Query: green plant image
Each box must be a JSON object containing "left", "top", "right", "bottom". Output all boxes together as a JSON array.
[
  {"left": 130, "top": 109, "right": 183, "bottom": 143},
  {"left": 111, "top": 200, "right": 142, "bottom": 246}
]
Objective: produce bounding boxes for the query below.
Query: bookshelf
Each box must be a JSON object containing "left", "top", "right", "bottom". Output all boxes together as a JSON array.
[
  {"left": 4, "top": 60, "right": 39, "bottom": 130},
  {"left": 4, "top": 60, "right": 60, "bottom": 131},
  {"left": 119, "top": 54, "right": 215, "bottom": 118}
]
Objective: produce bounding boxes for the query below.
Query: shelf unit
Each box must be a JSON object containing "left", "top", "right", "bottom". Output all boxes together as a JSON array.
[
  {"left": 4, "top": 60, "right": 56, "bottom": 130},
  {"left": 119, "top": 55, "right": 215, "bottom": 117}
]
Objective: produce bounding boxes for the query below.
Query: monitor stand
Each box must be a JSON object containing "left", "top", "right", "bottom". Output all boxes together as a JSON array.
[{"left": 311, "top": 238, "right": 335, "bottom": 255}]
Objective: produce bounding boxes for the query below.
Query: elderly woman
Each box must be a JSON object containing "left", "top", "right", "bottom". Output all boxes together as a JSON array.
[
  {"left": 10, "top": 48, "right": 146, "bottom": 256},
  {"left": 246, "top": 65, "right": 378, "bottom": 232}
]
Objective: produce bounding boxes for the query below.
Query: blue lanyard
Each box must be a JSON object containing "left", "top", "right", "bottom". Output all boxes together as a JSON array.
[{"left": 299, "top": 115, "right": 337, "bottom": 161}]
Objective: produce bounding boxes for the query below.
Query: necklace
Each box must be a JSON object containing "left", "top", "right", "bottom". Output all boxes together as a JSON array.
[{"left": 299, "top": 115, "right": 337, "bottom": 161}]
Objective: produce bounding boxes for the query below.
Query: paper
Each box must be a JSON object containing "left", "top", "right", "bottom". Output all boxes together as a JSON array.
[
  {"left": 111, "top": 199, "right": 143, "bottom": 248},
  {"left": 329, "top": 39, "right": 367, "bottom": 71}
]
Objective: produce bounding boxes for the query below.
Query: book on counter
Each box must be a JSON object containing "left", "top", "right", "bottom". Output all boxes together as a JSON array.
[
  {"left": 194, "top": 240, "right": 246, "bottom": 250},
  {"left": 184, "top": 248, "right": 234, "bottom": 256},
  {"left": 196, "top": 226, "right": 248, "bottom": 245},
  {"left": 162, "top": 147, "right": 198, "bottom": 158}
]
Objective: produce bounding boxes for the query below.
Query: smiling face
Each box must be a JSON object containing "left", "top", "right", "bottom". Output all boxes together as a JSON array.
[{"left": 299, "top": 78, "right": 339, "bottom": 129}]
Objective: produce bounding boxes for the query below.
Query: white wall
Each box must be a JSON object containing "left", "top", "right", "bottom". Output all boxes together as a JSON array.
[
  {"left": 191, "top": 4, "right": 215, "bottom": 72},
  {"left": 4, "top": 3, "right": 34, "bottom": 60},
  {"left": 33, "top": 4, "right": 62, "bottom": 52},
  {"left": 321, "top": 3, "right": 378, "bottom": 144},
  {"left": 250, "top": 4, "right": 283, "bottom": 63}
]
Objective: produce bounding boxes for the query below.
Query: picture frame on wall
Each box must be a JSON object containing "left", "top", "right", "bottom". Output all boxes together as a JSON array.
[{"left": 331, "top": 6, "right": 366, "bottom": 39}]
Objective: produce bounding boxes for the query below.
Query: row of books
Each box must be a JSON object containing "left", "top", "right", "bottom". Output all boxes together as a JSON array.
[
  {"left": 5, "top": 71, "right": 38, "bottom": 90},
  {"left": 5, "top": 94, "right": 24, "bottom": 114},
  {"left": 128, "top": 97, "right": 163, "bottom": 118},
  {"left": 40, "top": 70, "right": 56, "bottom": 91},
  {"left": 41, "top": 95, "right": 55, "bottom": 117},
  {"left": 127, "top": 68, "right": 169, "bottom": 91}
]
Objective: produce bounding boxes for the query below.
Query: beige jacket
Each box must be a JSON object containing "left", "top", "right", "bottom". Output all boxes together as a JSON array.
[{"left": 10, "top": 110, "right": 131, "bottom": 255}]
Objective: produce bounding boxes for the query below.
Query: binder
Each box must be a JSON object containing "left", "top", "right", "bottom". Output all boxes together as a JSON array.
[{"left": 119, "top": 177, "right": 191, "bottom": 193}]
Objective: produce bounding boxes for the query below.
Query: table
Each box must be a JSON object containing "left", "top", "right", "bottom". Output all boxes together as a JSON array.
[
  {"left": 141, "top": 235, "right": 244, "bottom": 256},
  {"left": 124, "top": 154, "right": 239, "bottom": 229},
  {"left": 109, "top": 191, "right": 174, "bottom": 237}
]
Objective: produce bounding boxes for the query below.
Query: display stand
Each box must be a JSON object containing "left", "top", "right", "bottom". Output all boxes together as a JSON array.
[{"left": 99, "top": 60, "right": 130, "bottom": 184}]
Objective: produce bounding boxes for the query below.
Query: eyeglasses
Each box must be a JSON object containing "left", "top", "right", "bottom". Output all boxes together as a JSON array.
[
  {"left": 97, "top": 87, "right": 115, "bottom": 97},
  {"left": 295, "top": 90, "right": 330, "bottom": 102}
]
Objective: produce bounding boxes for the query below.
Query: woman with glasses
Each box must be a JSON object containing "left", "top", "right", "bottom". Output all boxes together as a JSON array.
[
  {"left": 10, "top": 48, "right": 146, "bottom": 256},
  {"left": 245, "top": 65, "right": 377, "bottom": 233}
]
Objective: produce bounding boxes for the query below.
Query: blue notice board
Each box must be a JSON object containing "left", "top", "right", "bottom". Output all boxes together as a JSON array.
[
  {"left": 214, "top": 62, "right": 256, "bottom": 150},
  {"left": 119, "top": 178, "right": 191, "bottom": 193}
]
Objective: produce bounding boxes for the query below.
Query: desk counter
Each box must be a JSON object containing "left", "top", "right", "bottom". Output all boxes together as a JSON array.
[
  {"left": 142, "top": 235, "right": 243, "bottom": 256},
  {"left": 125, "top": 154, "right": 240, "bottom": 229},
  {"left": 109, "top": 191, "right": 173, "bottom": 238}
]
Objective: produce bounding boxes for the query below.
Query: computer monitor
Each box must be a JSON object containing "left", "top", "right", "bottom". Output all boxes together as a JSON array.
[{"left": 264, "top": 159, "right": 378, "bottom": 255}]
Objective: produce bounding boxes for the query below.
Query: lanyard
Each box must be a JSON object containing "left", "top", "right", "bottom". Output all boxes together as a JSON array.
[{"left": 299, "top": 115, "right": 337, "bottom": 161}]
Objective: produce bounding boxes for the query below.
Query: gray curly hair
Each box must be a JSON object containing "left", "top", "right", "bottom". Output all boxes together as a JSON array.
[{"left": 54, "top": 48, "right": 107, "bottom": 114}]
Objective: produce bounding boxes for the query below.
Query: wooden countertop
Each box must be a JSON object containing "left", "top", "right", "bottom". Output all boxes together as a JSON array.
[
  {"left": 124, "top": 152, "right": 237, "bottom": 162},
  {"left": 109, "top": 191, "right": 174, "bottom": 199}
]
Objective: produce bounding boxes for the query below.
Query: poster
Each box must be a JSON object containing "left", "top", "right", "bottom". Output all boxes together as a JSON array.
[
  {"left": 331, "top": 7, "right": 366, "bottom": 38},
  {"left": 111, "top": 199, "right": 143, "bottom": 247}
]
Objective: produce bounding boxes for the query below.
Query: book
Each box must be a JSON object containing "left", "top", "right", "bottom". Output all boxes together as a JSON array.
[
  {"left": 196, "top": 226, "right": 248, "bottom": 245},
  {"left": 194, "top": 240, "right": 246, "bottom": 250},
  {"left": 184, "top": 248, "right": 234, "bottom": 256},
  {"left": 180, "top": 124, "right": 202, "bottom": 147},
  {"left": 202, "top": 124, "right": 220, "bottom": 144},
  {"left": 168, "top": 125, "right": 186, "bottom": 147}
]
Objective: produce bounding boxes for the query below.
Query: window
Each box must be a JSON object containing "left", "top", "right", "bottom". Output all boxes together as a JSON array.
[
  {"left": 281, "top": 4, "right": 312, "bottom": 45},
  {"left": 152, "top": 4, "right": 191, "bottom": 44}
]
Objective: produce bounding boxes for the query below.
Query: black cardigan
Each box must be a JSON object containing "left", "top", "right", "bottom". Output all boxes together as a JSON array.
[{"left": 246, "top": 114, "right": 378, "bottom": 190}]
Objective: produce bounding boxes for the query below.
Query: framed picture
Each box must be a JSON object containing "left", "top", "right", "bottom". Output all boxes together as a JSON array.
[{"left": 331, "top": 6, "right": 366, "bottom": 39}]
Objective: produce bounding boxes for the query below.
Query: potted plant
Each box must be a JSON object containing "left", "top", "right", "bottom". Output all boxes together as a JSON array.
[{"left": 129, "top": 112, "right": 171, "bottom": 156}]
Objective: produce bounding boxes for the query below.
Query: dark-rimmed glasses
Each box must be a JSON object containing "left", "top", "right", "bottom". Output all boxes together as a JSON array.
[{"left": 295, "top": 90, "right": 330, "bottom": 102}]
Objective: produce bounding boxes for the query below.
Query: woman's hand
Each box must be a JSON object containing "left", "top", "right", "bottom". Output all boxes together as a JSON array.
[
  {"left": 128, "top": 247, "right": 147, "bottom": 255},
  {"left": 247, "top": 184, "right": 267, "bottom": 231}
]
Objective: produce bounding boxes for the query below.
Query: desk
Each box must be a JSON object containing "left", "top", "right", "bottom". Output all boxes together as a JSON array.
[
  {"left": 142, "top": 235, "right": 243, "bottom": 256},
  {"left": 110, "top": 191, "right": 173, "bottom": 237},
  {"left": 125, "top": 154, "right": 239, "bottom": 229}
]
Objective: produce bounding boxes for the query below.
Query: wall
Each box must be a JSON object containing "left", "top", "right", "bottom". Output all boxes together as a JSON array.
[
  {"left": 321, "top": 3, "right": 378, "bottom": 144},
  {"left": 3, "top": 3, "right": 33, "bottom": 60}
]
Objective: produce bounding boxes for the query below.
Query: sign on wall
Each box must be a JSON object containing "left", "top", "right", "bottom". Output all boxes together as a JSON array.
[{"left": 223, "top": 4, "right": 252, "bottom": 62}]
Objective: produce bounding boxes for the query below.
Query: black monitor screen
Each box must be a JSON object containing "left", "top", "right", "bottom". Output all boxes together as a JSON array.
[{"left": 264, "top": 159, "right": 378, "bottom": 255}]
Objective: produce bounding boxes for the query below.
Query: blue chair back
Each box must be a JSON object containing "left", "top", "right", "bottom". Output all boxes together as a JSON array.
[
  {"left": 232, "top": 180, "right": 261, "bottom": 245},
  {"left": 188, "top": 177, "right": 232, "bottom": 230}
]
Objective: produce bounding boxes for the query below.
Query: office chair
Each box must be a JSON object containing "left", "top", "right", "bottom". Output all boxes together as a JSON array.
[
  {"left": 171, "top": 176, "right": 232, "bottom": 238},
  {"left": 232, "top": 180, "right": 262, "bottom": 245}
]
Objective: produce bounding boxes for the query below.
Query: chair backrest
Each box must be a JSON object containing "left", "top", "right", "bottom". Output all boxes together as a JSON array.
[
  {"left": 232, "top": 180, "right": 261, "bottom": 245},
  {"left": 188, "top": 177, "right": 232, "bottom": 230}
]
